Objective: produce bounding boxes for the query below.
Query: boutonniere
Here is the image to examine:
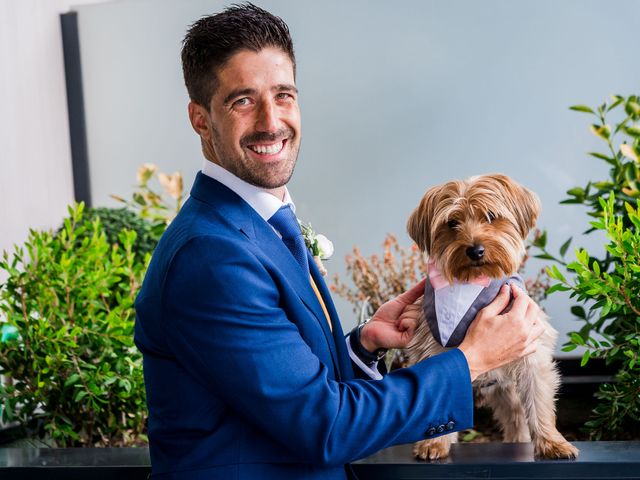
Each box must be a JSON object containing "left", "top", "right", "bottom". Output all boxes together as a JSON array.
[{"left": 299, "top": 221, "right": 334, "bottom": 276}]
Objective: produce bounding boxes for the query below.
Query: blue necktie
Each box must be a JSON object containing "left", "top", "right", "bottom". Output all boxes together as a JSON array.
[{"left": 268, "top": 204, "right": 310, "bottom": 278}]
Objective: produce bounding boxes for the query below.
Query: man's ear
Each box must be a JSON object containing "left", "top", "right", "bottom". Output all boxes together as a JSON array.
[{"left": 188, "top": 101, "right": 213, "bottom": 141}]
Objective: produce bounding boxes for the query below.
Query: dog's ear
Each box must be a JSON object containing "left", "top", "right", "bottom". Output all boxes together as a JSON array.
[
  {"left": 407, "top": 186, "right": 441, "bottom": 253},
  {"left": 514, "top": 184, "right": 541, "bottom": 237},
  {"left": 490, "top": 174, "right": 541, "bottom": 238}
]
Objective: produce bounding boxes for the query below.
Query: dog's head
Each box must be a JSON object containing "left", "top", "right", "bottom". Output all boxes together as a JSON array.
[{"left": 407, "top": 173, "right": 540, "bottom": 282}]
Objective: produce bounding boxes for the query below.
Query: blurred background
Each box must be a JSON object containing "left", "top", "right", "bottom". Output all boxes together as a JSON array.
[{"left": 2, "top": 0, "right": 640, "bottom": 355}]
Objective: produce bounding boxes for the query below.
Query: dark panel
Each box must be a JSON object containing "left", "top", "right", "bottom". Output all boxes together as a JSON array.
[{"left": 60, "top": 11, "right": 92, "bottom": 206}]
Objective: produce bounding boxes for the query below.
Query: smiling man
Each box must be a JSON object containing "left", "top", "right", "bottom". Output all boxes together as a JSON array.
[
  {"left": 134, "top": 4, "right": 544, "bottom": 480},
  {"left": 189, "top": 47, "right": 300, "bottom": 196}
]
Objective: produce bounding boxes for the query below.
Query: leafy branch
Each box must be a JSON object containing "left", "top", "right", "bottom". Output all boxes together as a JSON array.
[{"left": 537, "top": 94, "right": 640, "bottom": 439}]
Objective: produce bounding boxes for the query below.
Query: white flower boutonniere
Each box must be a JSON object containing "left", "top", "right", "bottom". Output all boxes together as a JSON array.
[{"left": 299, "top": 221, "right": 334, "bottom": 276}]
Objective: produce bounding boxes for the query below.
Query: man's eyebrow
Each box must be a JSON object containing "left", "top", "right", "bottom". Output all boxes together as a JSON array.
[
  {"left": 222, "top": 88, "right": 256, "bottom": 105},
  {"left": 274, "top": 84, "right": 298, "bottom": 94},
  {"left": 222, "top": 85, "right": 299, "bottom": 105}
]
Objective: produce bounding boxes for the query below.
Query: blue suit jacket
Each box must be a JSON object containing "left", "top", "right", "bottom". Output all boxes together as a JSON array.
[{"left": 134, "top": 172, "right": 473, "bottom": 479}]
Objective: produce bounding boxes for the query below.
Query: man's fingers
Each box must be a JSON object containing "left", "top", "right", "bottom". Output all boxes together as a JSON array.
[
  {"left": 505, "top": 284, "right": 531, "bottom": 318},
  {"left": 397, "top": 312, "right": 418, "bottom": 332},
  {"left": 398, "top": 278, "right": 427, "bottom": 305},
  {"left": 525, "top": 297, "right": 541, "bottom": 320},
  {"left": 480, "top": 284, "right": 511, "bottom": 317},
  {"left": 522, "top": 341, "right": 538, "bottom": 357},
  {"left": 396, "top": 303, "right": 421, "bottom": 330}
]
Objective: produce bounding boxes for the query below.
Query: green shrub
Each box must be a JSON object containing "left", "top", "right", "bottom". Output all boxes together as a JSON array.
[
  {"left": 59, "top": 206, "right": 157, "bottom": 264},
  {"left": 0, "top": 203, "right": 148, "bottom": 446},
  {"left": 111, "top": 163, "right": 184, "bottom": 240},
  {"left": 536, "top": 94, "right": 640, "bottom": 439}
]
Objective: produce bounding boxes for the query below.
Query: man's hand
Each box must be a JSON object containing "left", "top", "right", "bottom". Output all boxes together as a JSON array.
[
  {"left": 459, "top": 284, "right": 545, "bottom": 381},
  {"left": 360, "top": 279, "right": 426, "bottom": 352}
]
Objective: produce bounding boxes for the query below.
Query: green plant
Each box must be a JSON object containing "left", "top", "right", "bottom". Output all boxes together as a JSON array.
[
  {"left": 0, "top": 203, "right": 148, "bottom": 446},
  {"left": 112, "top": 163, "right": 184, "bottom": 240},
  {"left": 332, "top": 234, "right": 428, "bottom": 369},
  {"left": 536, "top": 94, "right": 640, "bottom": 439},
  {"left": 59, "top": 206, "right": 157, "bottom": 262},
  {"left": 546, "top": 195, "right": 640, "bottom": 438},
  {"left": 331, "top": 234, "right": 427, "bottom": 319}
]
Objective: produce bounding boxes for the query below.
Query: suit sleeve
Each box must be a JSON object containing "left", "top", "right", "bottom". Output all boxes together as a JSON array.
[{"left": 161, "top": 235, "right": 473, "bottom": 466}]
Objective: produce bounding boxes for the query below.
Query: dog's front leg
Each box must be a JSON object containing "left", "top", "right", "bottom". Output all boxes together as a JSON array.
[
  {"left": 517, "top": 348, "right": 579, "bottom": 459},
  {"left": 478, "top": 380, "right": 530, "bottom": 443},
  {"left": 413, "top": 432, "right": 457, "bottom": 460}
]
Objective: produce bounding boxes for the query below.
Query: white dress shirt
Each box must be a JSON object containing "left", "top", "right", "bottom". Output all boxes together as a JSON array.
[
  {"left": 202, "top": 159, "right": 293, "bottom": 221},
  {"left": 201, "top": 160, "right": 382, "bottom": 380}
]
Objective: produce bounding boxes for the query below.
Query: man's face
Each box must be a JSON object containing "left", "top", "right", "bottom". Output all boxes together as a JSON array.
[{"left": 201, "top": 48, "right": 301, "bottom": 191}]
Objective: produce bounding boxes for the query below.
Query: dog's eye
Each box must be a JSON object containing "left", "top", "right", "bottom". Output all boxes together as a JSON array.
[
  {"left": 487, "top": 211, "right": 496, "bottom": 223},
  {"left": 447, "top": 219, "right": 460, "bottom": 229}
]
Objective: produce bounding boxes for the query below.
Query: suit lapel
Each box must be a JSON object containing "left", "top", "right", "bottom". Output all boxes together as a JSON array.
[
  {"left": 252, "top": 216, "right": 324, "bottom": 320},
  {"left": 309, "top": 253, "right": 354, "bottom": 380},
  {"left": 190, "top": 173, "right": 344, "bottom": 377},
  {"left": 251, "top": 219, "right": 343, "bottom": 379},
  {"left": 190, "top": 172, "right": 256, "bottom": 240}
]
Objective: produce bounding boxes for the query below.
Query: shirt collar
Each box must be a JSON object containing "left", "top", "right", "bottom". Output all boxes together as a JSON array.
[{"left": 201, "top": 159, "right": 294, "bottom": 221}]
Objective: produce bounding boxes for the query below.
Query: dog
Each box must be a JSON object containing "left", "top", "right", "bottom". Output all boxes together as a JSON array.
[{"left": 405, "top": 173, "right": 578, "bottom": 460}]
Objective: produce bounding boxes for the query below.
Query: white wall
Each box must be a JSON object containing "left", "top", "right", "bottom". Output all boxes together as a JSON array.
[
  {"left": 0, "top": 0, "right": 108, "bottom": 425},
  {"left": 3, "top": 0, "right": 638, "bottom": 355},
  {"left": 71, "top": 0, "right": 640, "bottom": 355},
  {"left": 0, "top": 0, "right": 108, "bottom": 259}
]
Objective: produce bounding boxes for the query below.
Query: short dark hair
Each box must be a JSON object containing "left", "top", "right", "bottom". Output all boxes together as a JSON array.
[{"left": 181, "top": 3, "right": 296, "bottom": 107}]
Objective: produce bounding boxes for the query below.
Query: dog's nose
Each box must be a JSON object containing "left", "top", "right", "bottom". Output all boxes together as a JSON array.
[{"left": 466, "top": 244, "right": 485, "bottom": 261}]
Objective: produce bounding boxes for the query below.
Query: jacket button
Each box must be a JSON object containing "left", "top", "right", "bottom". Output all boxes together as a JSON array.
[
  {"left": 426, "top": 427, "right": 436, "bottom": 436},
  {"left": 446, "top": 421, "right": 455, "bottom": 431},
  {"left": 437, "top": 425, "right": 445, "bottom": 434}
]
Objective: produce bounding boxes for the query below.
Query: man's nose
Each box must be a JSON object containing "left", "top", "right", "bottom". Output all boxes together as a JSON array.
[{"left": 255, "top": 100, "right": 280, "bottom": 133}]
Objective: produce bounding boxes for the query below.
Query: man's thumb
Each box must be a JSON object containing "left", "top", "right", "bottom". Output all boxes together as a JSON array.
[
  {"left": 398, "top": 278, "right": 427, "bottom": 304},
  {"left": 481, "top": 284, "right": 511, "bottom": 317}
]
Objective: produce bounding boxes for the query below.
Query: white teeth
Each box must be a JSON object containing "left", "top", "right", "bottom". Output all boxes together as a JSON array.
[{"left": 249, "top": 141, "right": 284, "bottom": 155}]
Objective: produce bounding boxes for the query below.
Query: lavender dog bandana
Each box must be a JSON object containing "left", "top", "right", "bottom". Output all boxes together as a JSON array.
[{"left": 423, "top": 260, "right": 525, "bottom": 348}]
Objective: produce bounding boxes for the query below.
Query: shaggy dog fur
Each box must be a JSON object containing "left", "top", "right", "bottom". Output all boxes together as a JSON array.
[{"left": 406, "top": 174, "right": 578, "bottom": 460}]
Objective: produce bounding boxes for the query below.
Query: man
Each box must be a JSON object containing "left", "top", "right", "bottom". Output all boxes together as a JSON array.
[{"left": 134, "top": 4, "right": 544, "bottom": 479}]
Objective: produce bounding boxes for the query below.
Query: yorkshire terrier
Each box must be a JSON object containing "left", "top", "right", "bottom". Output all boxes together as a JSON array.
[{"left": 406, "top": 173, "right": 578, "bottom": 460}]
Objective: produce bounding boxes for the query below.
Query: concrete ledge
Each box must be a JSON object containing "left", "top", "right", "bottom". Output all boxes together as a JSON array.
[{"left": 0, "top": 441, "right": 638, "bottom": 479}]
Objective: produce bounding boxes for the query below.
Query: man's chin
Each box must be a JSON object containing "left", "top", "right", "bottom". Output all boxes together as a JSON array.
[{"left": 243, "top": 165, "right": 295, "bottom": 190}]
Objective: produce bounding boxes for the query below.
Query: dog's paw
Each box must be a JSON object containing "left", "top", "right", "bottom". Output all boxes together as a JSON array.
[
  {"left": 534, "top": 439, "right": 579, "bottom": 459},
  {"left": 413, "top": 439, "right": 451, "bottom": 461}
]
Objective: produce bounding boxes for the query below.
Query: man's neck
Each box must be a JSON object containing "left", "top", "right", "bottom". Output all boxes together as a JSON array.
[
  {"left": 203, "top": 156, "right": 286, "bottom": 201},
  {"left": 266, "top": 186, "right": 286, "bottom": 201},
  {"left": 201, "top": 159, "right": 295, "bottom": 222}
]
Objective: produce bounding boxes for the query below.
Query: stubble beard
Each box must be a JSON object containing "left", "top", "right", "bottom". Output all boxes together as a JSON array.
[{"left": 210, "top": 127, "right": 299, "bottom": 190}]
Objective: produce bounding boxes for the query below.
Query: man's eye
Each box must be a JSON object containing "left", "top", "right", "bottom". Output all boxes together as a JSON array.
[
  {"left": 276, "top": 92, "right": 294, "bottom": 101},
  {"left": 233, "top": 97, "right": 251, "bottom": 107},
  {"left": 447, "top": 220, "right": 459, "bottom": 229}
]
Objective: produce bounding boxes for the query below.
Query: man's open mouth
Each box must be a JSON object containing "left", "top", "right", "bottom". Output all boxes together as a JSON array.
[{"left": 247, "top": 139, "right": 286, "bottom": 155}]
